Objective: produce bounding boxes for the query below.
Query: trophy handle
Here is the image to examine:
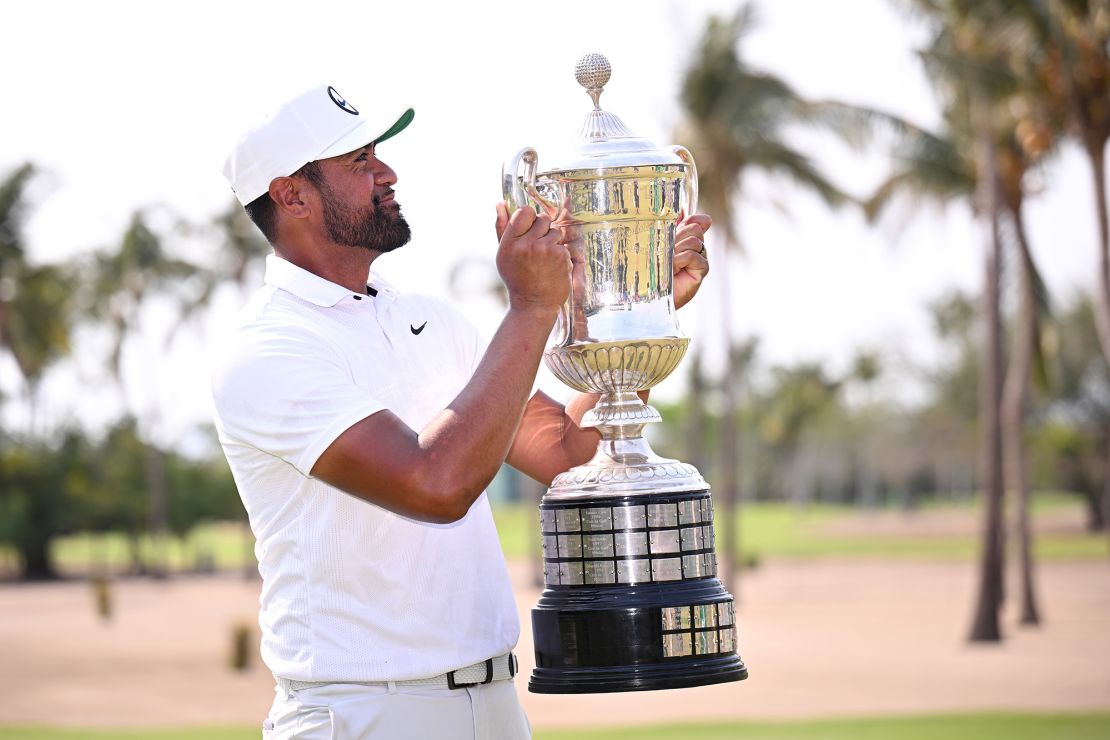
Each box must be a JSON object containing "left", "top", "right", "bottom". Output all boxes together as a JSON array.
[
  {"left": 668, "top": 145, "right": 699, "bottom": 215},
  {"left": 502, "top": 147, "right": 558, "bottom": 216},
  {"left": 502, "top": 147, "right": 534, "bottom": 214}
]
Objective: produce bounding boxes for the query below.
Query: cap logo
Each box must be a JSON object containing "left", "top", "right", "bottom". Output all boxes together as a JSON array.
[{"left": 328, "top": 86, "right": 359, "bottom": 116}]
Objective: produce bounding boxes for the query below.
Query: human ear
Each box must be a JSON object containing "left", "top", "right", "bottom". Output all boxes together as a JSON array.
[{"left": 269, "top": 177, "right": 310, "bottom": 219}]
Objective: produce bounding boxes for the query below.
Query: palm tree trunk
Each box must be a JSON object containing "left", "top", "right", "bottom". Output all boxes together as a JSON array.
[
  {"left": 144, "top": 442, "right": 168, "bottom": 579},
  {"left": 1086, "top": 143, "right": 1110, "bottom": 549},
  {"left": 969, "top": 120, "right": 1006, "bottom": 643},
  {"left": 1086, "top": 144, "right": 1110, "bottom": 362},
  {"left": 1003, "top": 206, "right": 1041, "bottom": 626}
]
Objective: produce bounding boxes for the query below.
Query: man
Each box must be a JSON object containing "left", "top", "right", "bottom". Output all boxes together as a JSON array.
[{"left": 212, "top": 83, "right": 710, "bottom": 739}]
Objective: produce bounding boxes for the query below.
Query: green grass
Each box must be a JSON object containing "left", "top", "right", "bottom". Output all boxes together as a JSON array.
[
  {"left": 49, "top": 522, "right": 255, "bottom": 572},
  {"left": 539, "top": 713, "right": 1110, "bottom": 740},
  {"left": 494, "top": 496, "right": 1110, "bottom": 562},
  {"left": 2, "top": 713, "right": 1108, "bottom": 739},
  {"left": 1, "top": 494, "right": 1105, "bottom": 578}
]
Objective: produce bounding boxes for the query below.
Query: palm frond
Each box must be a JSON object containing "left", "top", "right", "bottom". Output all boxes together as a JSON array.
[
  {"left": 0, "top": 163, "right": 36, "bottom": 267},
  {"left": 744, "top": 139, "right": 849, "bottom": 208}
]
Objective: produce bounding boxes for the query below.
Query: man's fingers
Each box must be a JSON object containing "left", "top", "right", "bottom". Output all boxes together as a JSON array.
[
  {"left": 676, "top": 219, "right": 709, "bottom": 242},
  {"left": 675, "top": 232, "right": 707, "bottom": 258},
  {"left": 680, "top": 213, "right": 712, "bottom": 232},
  {"left": 673, "top": 249, "right": 709, "bottom": 276}
]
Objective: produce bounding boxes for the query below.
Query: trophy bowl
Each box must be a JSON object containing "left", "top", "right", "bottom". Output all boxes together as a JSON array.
[{"left": 503, "top": 53, "right": 747, "bottom": 693}]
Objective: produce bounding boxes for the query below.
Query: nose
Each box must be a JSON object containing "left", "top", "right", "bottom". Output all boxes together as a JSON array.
[{"left": 373, "top": 157, "right": 397, "bottom": 187}]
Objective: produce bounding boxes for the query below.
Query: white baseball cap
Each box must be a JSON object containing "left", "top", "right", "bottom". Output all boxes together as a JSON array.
[{"left": 222, "top": 84, "right": 414, "bottom": 206}]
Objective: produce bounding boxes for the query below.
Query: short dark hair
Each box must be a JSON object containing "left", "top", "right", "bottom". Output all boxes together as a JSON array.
[{"left": 243, "top": 160, "right": 325, "bottom": 243}]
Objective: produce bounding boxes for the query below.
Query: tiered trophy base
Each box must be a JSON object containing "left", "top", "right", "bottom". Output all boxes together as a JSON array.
[{"left": 529, "top": 490, "right": 748, "bottom": 694}]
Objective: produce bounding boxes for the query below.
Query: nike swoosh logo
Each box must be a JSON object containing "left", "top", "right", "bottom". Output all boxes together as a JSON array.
[{"left": 411, "top": 321, "right": 427, "bottom": 335}]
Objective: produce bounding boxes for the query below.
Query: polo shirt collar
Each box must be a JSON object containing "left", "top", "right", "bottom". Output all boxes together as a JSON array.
[{"left": 264, "top": 254, "right": 369, "bottom": 307}]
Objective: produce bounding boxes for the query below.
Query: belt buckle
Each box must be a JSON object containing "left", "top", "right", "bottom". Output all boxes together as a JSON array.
[{"left": 446, "top": 658, "right": 494, "bottom": 690}]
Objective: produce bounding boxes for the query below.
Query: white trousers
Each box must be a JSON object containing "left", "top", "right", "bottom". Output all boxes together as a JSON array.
[{"left": 263, "top": 678, "right": 532, "bottom": 740}]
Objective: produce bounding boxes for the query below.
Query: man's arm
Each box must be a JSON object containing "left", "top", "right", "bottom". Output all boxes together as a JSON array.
[{"left": 311, "top": 207, "right": 568, "bottom": 524}]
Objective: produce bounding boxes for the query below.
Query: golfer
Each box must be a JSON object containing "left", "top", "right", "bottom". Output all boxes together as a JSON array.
[{"left": 212, "top": 83, "right": 710, "bottom": 739}]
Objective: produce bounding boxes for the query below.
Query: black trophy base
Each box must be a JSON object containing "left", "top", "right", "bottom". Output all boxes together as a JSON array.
[
  {"left": 529, "top": 490, "right": 748, "bottom": 694},
  {"left": 530, "top": 653, "right": 747, "bottom": 694}
]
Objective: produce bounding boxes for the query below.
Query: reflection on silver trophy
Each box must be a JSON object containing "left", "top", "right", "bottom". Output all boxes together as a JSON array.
[{"left": 503, "top": 53, "right": 748, "bottom": 694}]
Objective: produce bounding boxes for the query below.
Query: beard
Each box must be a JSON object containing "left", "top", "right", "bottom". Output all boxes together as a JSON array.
[{"left": 319, "top": 184, "right": 411, "bottom": 253}]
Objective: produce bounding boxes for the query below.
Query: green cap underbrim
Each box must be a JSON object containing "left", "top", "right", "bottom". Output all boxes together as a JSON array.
[{"left": 374, "top": 108, "right": 415, "bottom": 145}]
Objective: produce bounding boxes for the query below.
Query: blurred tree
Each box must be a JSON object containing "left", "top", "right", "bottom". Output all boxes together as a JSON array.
[
  {"left": 186, "top": 199, "right": 270, "bottom": 311},
  {"left": 0, "top": 164, "right": 37, "bottom": 371},
  {"left": 684, "top": 346, "right": 710, "bottom": 477},
  {"left": 678, "top": 5, "right": 875, "bottom": 593},
  {"left": 920, "top": 292, "right": 981, "bottom": 497},
  {"left": 88, "top": 418, "right": 152, "bottom": 573},
  {"left": 849, "top": 350, "right": 883, "bottom": 508},
  {"left": 875, "top": 0, "right": 1036, "bottom": 640},
  {"left": 756, "top": 363, "right": 841, "bottom": 504},
  {"left": 0, "top": 164, "right": 77, "bottom": 431},
  {"left": 1043, "top": 0, "right": 1110, "bottom": 548},
  {"left": 86, "top": 211, "right": 199, "bottom": 576},
  {"left": 166, "top": 448, "right": 241, "bottom": 572},
  {"left": 1032, "top": 2, "right": 1110, "bottom": 375},
  {"left": 1036, "top": 293, "right": 1110, "bottom": 529},
  {"left": 0, "top": 430, "right": 91, "bottom": 579}
]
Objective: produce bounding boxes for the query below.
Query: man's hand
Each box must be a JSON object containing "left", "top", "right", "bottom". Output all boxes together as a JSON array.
[
  {"left": 673, "top": 212, "right": 711, "bottom": 310},
  {"left": 494, "top": 202, "right": 570, "bottom": 314}
]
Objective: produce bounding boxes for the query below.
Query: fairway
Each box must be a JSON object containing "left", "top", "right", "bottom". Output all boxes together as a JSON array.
[
  {"left": 3, "top": 713, "right": 1109, "bottom": 739},
  {"left": 3, "top": 494, "right": 1104, "bottom": 579},
  {"left": 493, "top": 495, "right": 1109, "bottom": 562}
]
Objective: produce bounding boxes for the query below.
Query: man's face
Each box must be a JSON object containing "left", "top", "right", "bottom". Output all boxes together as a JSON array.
[{"left": 309, "top": 145, "right": 411, "bottom": 253}]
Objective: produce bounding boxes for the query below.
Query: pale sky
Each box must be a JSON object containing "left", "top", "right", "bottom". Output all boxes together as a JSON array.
[{"left": 1, "top": 0, "right": 1099, "bottom": 448}]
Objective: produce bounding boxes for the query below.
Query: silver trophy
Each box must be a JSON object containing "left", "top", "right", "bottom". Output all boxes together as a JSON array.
[{"left": 503, "top": 54, "right": 747, "bottom": 693}]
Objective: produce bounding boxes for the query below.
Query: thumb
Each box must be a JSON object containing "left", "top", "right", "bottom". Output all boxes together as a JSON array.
[{"left": 504, "top": 205, "right": 537, "bottom": 239}]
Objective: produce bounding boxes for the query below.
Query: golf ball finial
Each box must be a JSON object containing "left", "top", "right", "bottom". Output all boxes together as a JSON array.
[{"left": 575, "top": 53, "right": 611, "bottom": 110}]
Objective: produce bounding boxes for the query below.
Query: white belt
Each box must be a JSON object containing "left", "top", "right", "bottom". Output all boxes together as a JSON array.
[{"left": 276, "top": 653, "right": 519, "bottom": 693}]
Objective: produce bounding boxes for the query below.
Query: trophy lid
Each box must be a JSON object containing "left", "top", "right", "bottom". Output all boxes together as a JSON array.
[{"left": 544, "top": 53, "right": 686, "bottom": 173}]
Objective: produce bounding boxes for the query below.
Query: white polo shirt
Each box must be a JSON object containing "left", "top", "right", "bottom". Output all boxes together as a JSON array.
[{"left": 210, "top": 254, "right": 519, "bottom": 682}]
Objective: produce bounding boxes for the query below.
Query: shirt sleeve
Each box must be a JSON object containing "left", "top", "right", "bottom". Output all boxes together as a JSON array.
[{"left": 211, "top": 326, "right": 386, "bottom": 477}]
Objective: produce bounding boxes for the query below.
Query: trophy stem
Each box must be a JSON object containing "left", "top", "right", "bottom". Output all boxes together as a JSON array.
[
  {"left": 546, "top": 391, "right": 708, "bottom": 499},
  {"left": 582, "top": 391, "right": 661, "bottom": 432}
]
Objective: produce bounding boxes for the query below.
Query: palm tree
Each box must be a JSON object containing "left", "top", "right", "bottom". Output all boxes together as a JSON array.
[
  {"left": 185, "top": 199, "right": 270, "bottom": 313},
  {"left": 86, "top": 210, "right": 199, "bottom": 575},
  {"left": 1037, "top": 1, "right": 1110, "bottom": 368},
  {"left": 876, "top": 0, "right": 1065, "bottom": 636},
  {"left": 1041, "top": 0, "right": 1110, "bottom": 546},
  {"left": 850, "top": 350, "right": 883, "bottom": 508},
  {"left": 678, "top": 6, "right": 881, "bottom": 595},
  {"left": 0, "top": 163, "right": 78, "bottom": 579},
  {"left": 6, "top": 263, "right": 77, "bottom": 430},
  {"left": 870, "top": 2, "right": 1006, "bottom": 640},
  {"left": 757, "top": 363, "right": 841, "bottom": 504},
  {"left": 0, "top": 165, "right": 78, "bottom": 431}
]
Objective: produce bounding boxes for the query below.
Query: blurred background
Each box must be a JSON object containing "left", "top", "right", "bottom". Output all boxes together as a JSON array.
[{"left": 1, "top": 0, "right": 1109, "bottom": 738}]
